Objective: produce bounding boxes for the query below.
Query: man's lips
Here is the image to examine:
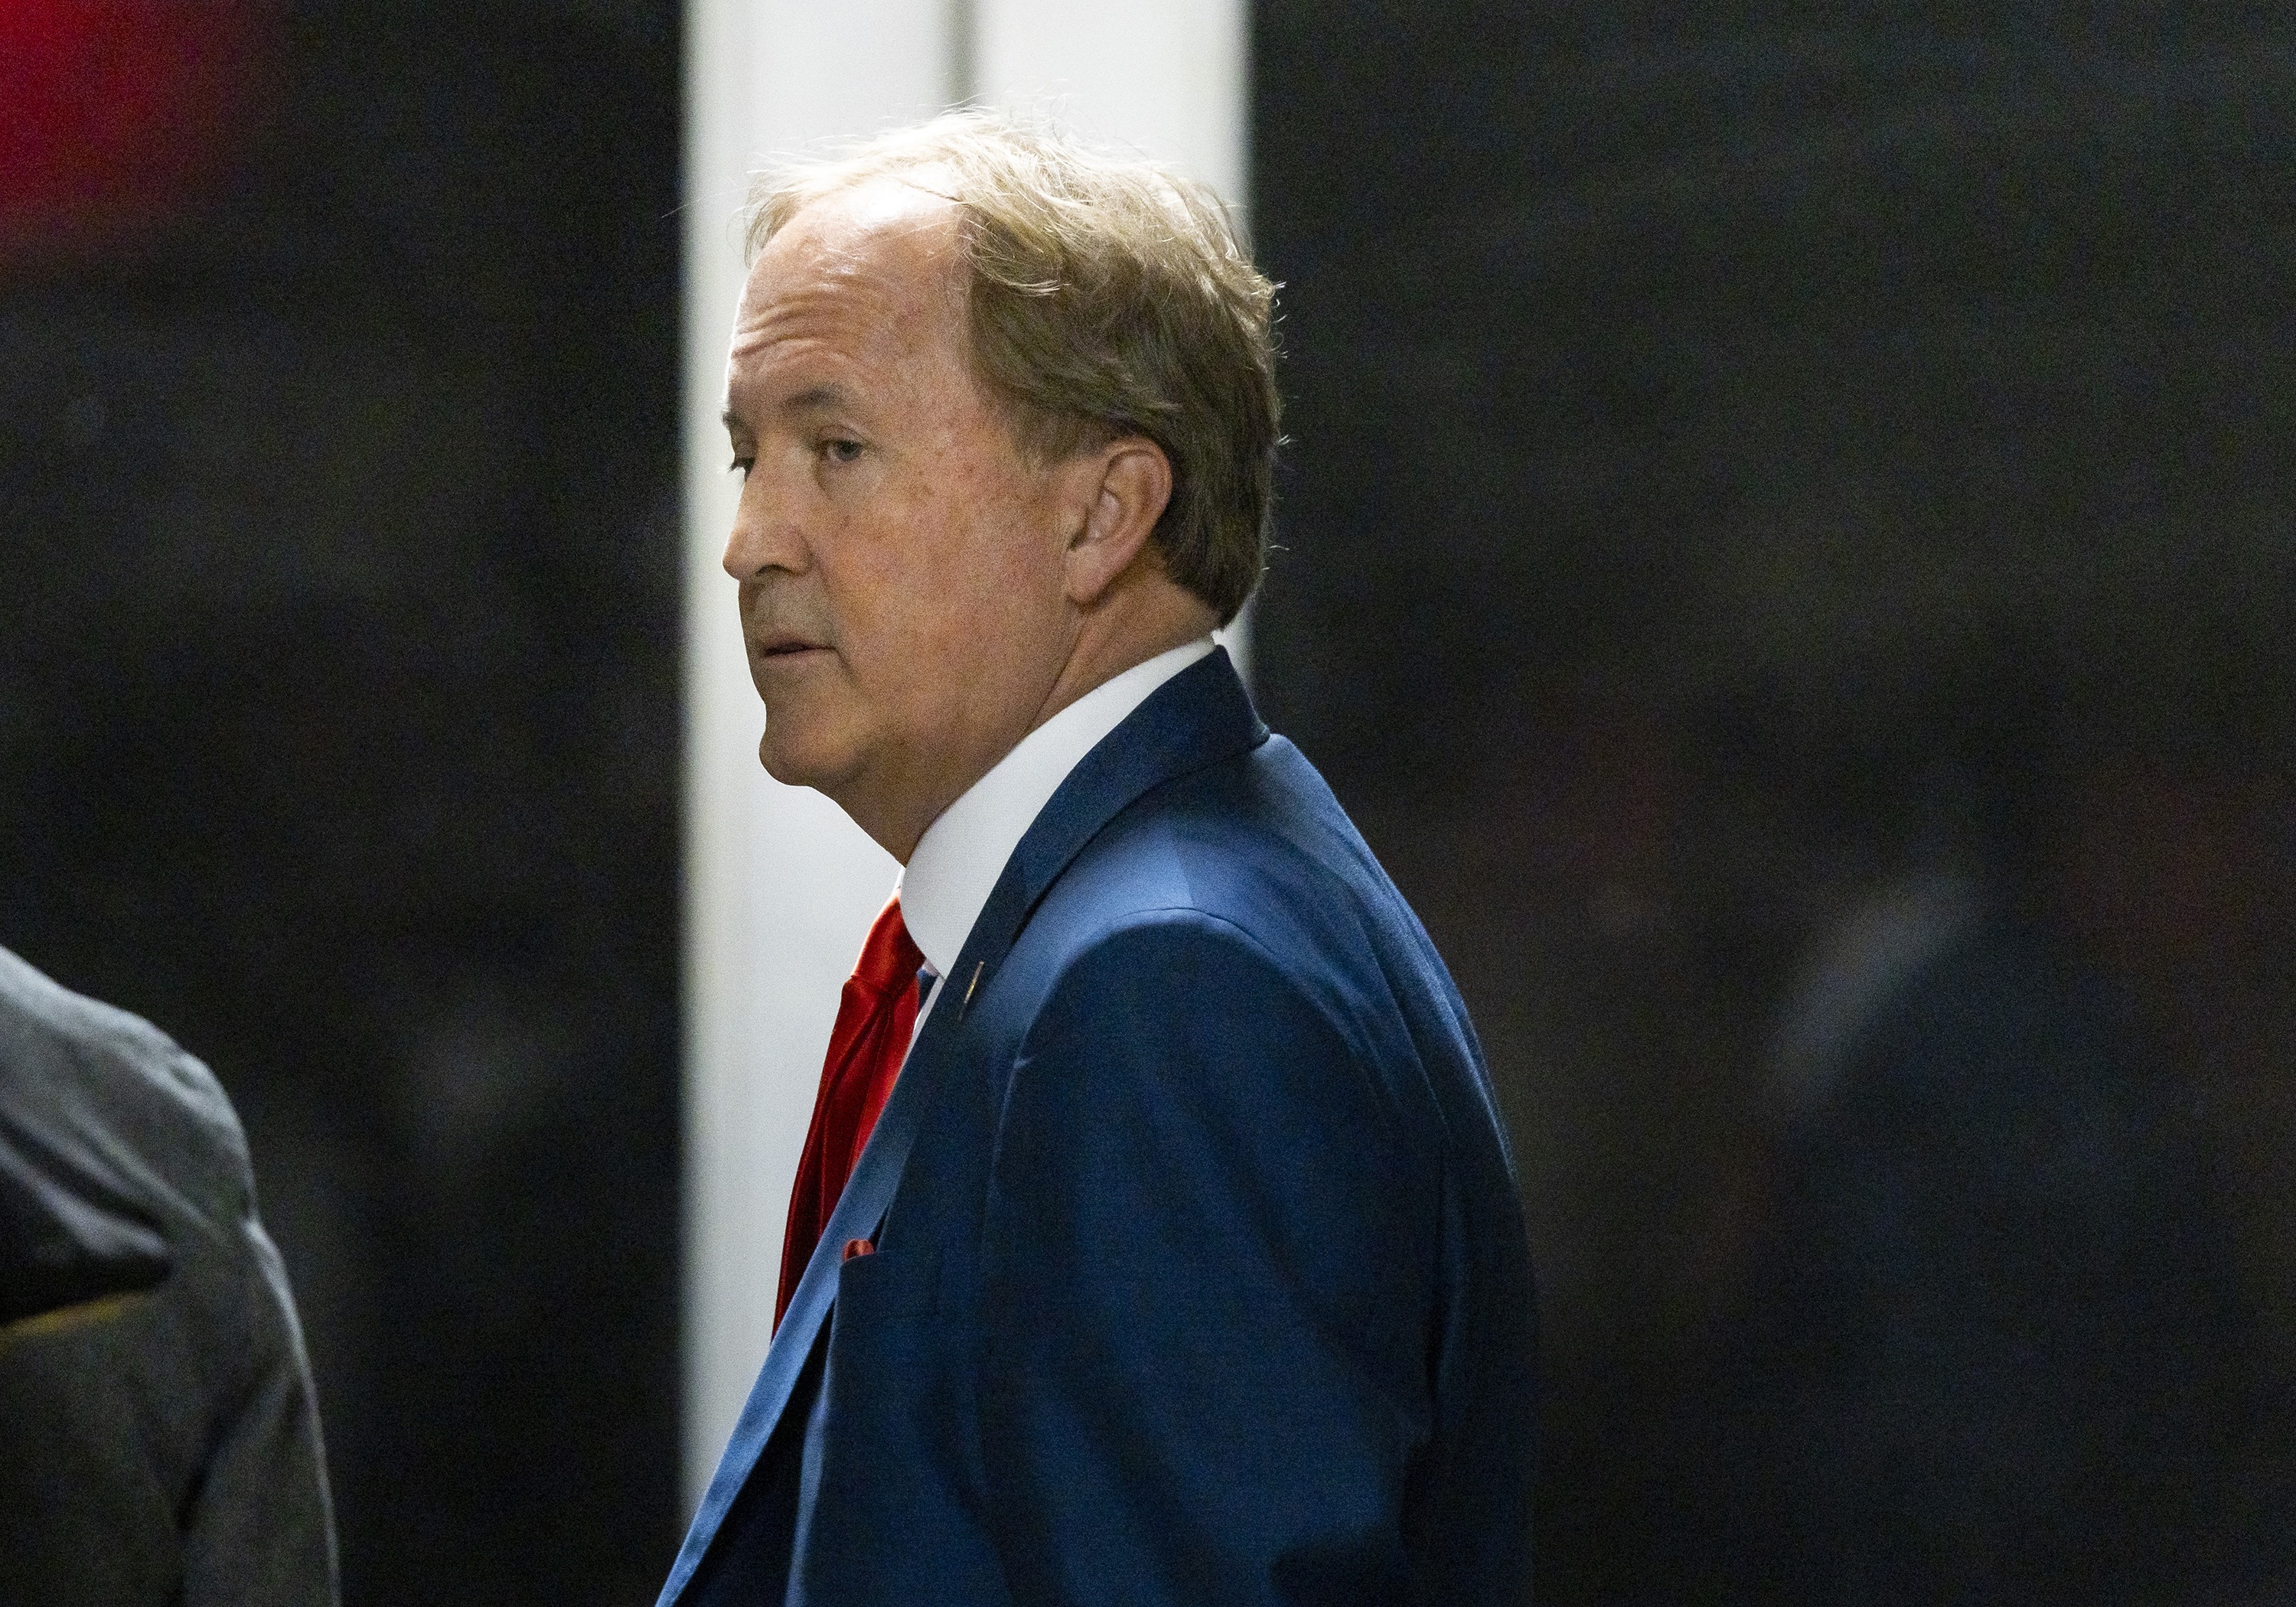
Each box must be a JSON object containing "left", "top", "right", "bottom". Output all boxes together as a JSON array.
[{"left": 753, "top": 634, "right": 830, "bottom": 659}]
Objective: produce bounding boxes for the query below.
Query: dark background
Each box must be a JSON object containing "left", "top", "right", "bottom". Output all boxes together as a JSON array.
[
  {"left": 5, "top": 2, "right": 2294, "bottom": 1601},
  {"left": 1252, "top": 3, "right": 2296, "bottom": 1601},
  {"left": 2, "top": 2, "right": 685, "bottom": 1602}
]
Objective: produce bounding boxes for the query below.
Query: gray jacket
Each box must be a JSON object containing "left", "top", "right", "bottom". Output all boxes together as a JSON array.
[{"left": 0, "top": 945, "right": 338, "bottom": 1605}]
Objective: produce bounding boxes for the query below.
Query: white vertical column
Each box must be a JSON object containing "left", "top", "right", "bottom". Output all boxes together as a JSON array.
[
  {"left": 680, "top": 0, "right": 956, "bottom": 1511},
  {"left": 971, "top": 0, "right": 1256, "bottom": 676},
  {"left": 971, "top": 0, "right": 1248, "bottom": 203}
]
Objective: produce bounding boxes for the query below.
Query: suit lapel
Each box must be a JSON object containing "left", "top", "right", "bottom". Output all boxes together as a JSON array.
[
  {"left": 654, "top": 982, "right": 957, "bottom": 1605},
  {"left": 974, "top": 647, "right": 1267, "bottom": 983},
  {"left": 657, "top": 648, "right": 1265, "bottom": 1604}
]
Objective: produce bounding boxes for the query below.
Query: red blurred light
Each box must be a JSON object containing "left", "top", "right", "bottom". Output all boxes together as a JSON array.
[{"left": 0, "top": 0, "right": 276, "bottom": 256}]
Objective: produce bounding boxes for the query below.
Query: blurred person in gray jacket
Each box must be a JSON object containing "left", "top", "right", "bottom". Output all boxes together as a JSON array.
[{"left": 0, "top": 944, "right": 338, "bottom": 1605}]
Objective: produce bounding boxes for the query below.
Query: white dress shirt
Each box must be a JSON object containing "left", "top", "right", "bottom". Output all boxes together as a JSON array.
[{"left": 898, "top": 636, "right": 1215, "bottom": 1036}]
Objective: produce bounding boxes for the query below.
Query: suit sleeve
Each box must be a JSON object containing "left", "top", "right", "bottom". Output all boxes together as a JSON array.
[
  {"left": 168, "top": 1043, "right": 340, "bottom": 1607},
  {"left": 977, "top": 911, "right": 1439, "bottom": 1607},
  {"left": 181, "top": 1204, "right": 340, "bottom": 1607}
]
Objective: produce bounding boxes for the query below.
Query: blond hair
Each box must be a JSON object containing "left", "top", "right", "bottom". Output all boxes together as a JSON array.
[{"left": 746, "top": 111, "right": 1280, "bottom": 623}]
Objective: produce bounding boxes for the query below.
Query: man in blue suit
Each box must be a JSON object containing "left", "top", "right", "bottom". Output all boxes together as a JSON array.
[{"left": 660, "top": 112, "right": 1536, "bottom": 1605}]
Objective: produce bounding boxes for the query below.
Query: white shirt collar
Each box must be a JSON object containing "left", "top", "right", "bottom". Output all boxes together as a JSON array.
[{"left": 899, "top": 637, "right": 1216, "bottom": 978}]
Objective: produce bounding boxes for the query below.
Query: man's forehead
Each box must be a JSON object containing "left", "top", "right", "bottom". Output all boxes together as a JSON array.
[
  {"left": 723, "top": 178, "right": 974, "bottom": 426},
  {"left": 745, "top": 177, "right": 963, "bottom": 310}
]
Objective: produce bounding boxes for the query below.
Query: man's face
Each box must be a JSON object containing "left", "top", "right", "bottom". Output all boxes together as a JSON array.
[{"left": 720, "top": 181, "right": 1079, "bottom": 856}]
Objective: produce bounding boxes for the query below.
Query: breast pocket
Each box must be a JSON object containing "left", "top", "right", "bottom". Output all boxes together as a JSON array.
[
  {"left": 832, "top": 1242, "right": 942, "bottom": 1321},
  {"left": 803, "top": 1241, "right": 1003, "bottom": 1598},
  {"left": 817, "top": 1244, "right": 947, "bottom": 1487}
]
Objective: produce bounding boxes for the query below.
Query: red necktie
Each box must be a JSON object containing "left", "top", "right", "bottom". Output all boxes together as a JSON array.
[{"left": 774, "top": 894, "right": 925, "bottom": 1332}]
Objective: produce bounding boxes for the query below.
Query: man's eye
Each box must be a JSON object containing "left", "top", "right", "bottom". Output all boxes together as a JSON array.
[
  {"left": 728, "top": 454, "right": 753, "bottom": 480},
  {"left": 823, "top": 438, "right": 864, "bottom": 464}
]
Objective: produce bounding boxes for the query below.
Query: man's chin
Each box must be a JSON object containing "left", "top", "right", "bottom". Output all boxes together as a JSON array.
[
  {"left": 756, "top": 730, "right": 805, "bottom": 786},
  {"left": 756, "top": 727, "right": 854, "bottom": 797}
]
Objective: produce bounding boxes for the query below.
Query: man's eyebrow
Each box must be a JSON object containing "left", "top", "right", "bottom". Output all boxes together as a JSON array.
[
  {"left": 722, "top": 386, "right": 850, "bottom": 437},
  {"left": 779, "top": 383, "right": 849, "bottom": 415}
]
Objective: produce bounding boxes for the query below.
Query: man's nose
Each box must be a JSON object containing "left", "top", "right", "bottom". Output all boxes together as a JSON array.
[{"left": 722, "top": 463, "right": 810, "bottom": 582}]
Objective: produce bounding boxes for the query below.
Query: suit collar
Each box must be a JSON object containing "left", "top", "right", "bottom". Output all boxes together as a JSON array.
[
  {"left": 657, "top": 647, "right": 1263, "bottom": 1607},
  {"left": 900, "top": 636, "right": 1217, "bottom": 977},
  {"left": 954, "top": 644, "right": 1266, "bottom": 999}
]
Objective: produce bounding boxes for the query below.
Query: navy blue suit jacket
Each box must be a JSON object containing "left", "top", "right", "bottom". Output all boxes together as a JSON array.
[{"left": 661, "top": 650, "right": 1537, "bottom": 1606}]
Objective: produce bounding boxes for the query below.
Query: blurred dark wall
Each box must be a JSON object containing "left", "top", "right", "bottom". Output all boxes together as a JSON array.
[
  {"left": 1253, "top": 4, "right": 2294, "bottom": 1601},
  {"left": 1, "top": 4, "right": 683, "bottom": 1602}
]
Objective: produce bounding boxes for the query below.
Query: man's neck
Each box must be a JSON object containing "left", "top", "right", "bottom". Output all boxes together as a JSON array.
[
  {"left": 1023, "top": 580, "right": 1221, "bottom": 746},
  {"left": 896, "top": 634, "right": 1220, "bottom": 973},
  {"left": 854, "top": 577, "right": 1220, "bottom": 862}
]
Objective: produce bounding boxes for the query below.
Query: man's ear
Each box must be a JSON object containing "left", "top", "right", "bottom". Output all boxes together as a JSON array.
[{"left": 1062, "top": 438, "right": 1173, "bottom": 608}]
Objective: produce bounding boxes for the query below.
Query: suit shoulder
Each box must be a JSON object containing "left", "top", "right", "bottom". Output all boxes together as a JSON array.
[
  {"left": 0, "top": 946, "right": 254, "bottom": 1214},
  {"left": 1065, "top": 733, "right": 1340, "bottom": 895},
  {"left": 1031, "top": 903, "right": 1322, "bottom": 1019},
  {"left": 1019, "top": 738, "right": 1488, "bottom": 1097},
  {"left": 1055, "top": 737, "right": 1456, "bottom": 996}
]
